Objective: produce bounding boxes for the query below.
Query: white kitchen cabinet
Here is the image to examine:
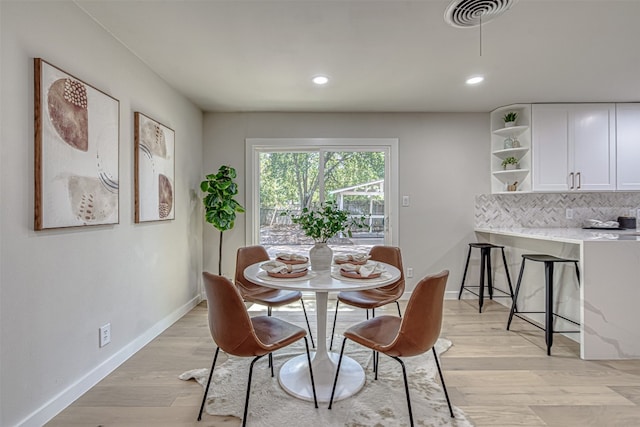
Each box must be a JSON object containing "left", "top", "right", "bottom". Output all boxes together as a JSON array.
[
  {"left": 532, "top": 104, "right": 616, "bottom": 192},
  {"left": 616, "top": 103, "right": 640, "bottom": 190},
  {"left": 490, "top": 104, "right": 531, "bottom": 193}
]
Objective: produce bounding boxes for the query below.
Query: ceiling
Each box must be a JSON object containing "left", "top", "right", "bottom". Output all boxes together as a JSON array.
[{"left": 75, "top": 0, "right": 640, "bottom": 113}]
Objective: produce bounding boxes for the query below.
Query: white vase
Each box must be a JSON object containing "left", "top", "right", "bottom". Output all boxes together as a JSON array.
[{"left": 309, "top": 242, "right": 333, "bottom": 271}]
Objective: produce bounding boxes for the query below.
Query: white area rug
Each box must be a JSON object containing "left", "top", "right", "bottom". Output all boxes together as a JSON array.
[{"left": 180, "top": 337, "right": 474, "bottom": 426}]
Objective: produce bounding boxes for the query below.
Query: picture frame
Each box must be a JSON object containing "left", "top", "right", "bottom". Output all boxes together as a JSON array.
[
  {"left": 134, "top": 112, "right": 175, "bottom": 223},
  {"left": 34, "top": 58, "right": 120, "bottom": 230}
]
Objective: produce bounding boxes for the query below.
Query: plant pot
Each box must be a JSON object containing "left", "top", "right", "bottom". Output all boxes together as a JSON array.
[
  {"left": 309, "top": 242, "right": 333, "bottom": 271},
  {"left": 504, "top": 164, "right": 518, "bottom": 170},
  {"left": 504, "top": 121, "right": 516, "bottom": 128}
]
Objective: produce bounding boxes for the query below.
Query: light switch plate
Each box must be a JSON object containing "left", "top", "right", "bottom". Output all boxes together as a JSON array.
[{"left": 402, "top": 195, "right": 410, "bottom": 207}]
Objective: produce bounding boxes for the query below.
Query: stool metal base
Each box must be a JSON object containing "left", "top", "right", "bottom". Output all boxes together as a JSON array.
[
  {"left": 507, "top": 254, "right": 580, "bottom": 356},
  {"left": 458, "top": 243, "right": 515, "bottom": 313}
]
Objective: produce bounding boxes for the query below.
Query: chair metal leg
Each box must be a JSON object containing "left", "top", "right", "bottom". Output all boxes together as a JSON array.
[
  {"left": 197, "top": 347, "right": 220, "bottom": 421},
  {"left": 242, "top": 355, "right": 264, "bottom": 427},
  {"left": 395, "top": 300, "right": 402, "bottom": 317},
  {"left": 267, "top": 307, "right": 273, "bottom": 369},
  {"left": 432, "top": 347, "right": 455, "bottom": 418},
  {"left": 303, "top": 337, "right": 319, "bottom": 408},
  {"left": 329, "top": 300, "right": 340, "bottom": 351},
  {"left": 300, "top": 297, "right": 315, "bottom": 349},
  {"left": 328, "top": 338, "right": 348, "bottom": 409},
  {"left": 507, "top": 258, "right": 527, "bottom": 330},
  {"left": 372, "top": 308, "right": 377, "bottom": 377},
  {"left": 389, "top": 356, "right": 414, "bottom": 427},
  {"left": 269, "top": 353, "right": 274, "bottom": 377},
  {"left": 374, "top": 350, "right": 379, "bottom": 380}
]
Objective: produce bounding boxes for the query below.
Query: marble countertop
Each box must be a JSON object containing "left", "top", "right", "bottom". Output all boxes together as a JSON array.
[{"left": 474, "top": 227, "right": 640, "bottom": 244}]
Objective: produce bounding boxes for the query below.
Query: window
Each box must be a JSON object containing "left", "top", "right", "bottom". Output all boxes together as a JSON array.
[{"left": 245, "top": 139, "right": 399, "bottom": 251}]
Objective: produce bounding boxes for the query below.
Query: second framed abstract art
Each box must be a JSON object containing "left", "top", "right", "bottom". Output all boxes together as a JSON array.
[{"left": 134, "top": 112, "right": 175, "bottom": 222}]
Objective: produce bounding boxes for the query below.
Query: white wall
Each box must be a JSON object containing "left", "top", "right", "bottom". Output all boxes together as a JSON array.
[
  {"left": 203, "top": 112, "right": 490, "bottom": 293},
  {"left": 0, "top": 2, "right": 204, "bottom": 426}
]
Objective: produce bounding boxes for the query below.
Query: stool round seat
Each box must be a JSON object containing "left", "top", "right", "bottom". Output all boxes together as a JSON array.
[
  {"left": 470, "top": 243, "right": 503, "bottom": 249},
  {"left": 522, "top": 254, "right": 578, "bottom": 263}
]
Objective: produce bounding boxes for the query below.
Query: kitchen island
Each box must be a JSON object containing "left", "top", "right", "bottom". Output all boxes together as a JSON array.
[{"left": 475, "top": 227, "right": 640, "bottom": 360}]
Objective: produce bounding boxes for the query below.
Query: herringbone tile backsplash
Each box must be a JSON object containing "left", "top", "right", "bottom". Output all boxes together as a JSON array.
[{"left": 475, "top": 193, "right": 640, "bottom": 228}]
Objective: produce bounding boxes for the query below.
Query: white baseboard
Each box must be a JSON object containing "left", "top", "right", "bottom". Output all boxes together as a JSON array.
[
  {"left": 444, "top": 290, "right": 462, "bottom": 300},
  {"left": 18, "top": 295, "right": 202, "bottom": 427}
]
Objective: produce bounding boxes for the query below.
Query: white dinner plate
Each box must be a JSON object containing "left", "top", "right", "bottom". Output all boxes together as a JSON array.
[
  {"left": 257, "top": 270, "right": 317, "bottom": 282},
  {"left": 329, "top": 270, "right": 392, "bottom": 284}
]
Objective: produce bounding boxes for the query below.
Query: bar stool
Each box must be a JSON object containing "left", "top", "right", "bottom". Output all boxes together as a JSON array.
[
  {"left": 458, "top": 243, "right": 515, "bottom": 313},
  {"left": 506, "top": 254, "right": 580, "bottom": 356}
]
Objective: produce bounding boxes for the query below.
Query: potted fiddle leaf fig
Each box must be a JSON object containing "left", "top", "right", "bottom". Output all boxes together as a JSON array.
[{"left": 201, "top": 165, "right": 245, "bottom": 275}]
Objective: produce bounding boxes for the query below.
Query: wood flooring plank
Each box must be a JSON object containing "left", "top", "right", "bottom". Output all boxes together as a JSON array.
[
  {"left": 458, "top": 385, "right": 635, "bottom": 406},
  {"left": 460, "top": 405, "right": 546, "bottom": 426},
  {"left": 531, "top": 405, "right": 640, "bottom": 427}
]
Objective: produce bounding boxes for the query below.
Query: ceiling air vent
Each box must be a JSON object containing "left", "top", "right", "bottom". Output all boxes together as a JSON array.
[{"left": 444, "top": 0, "right": 517, "bottom": 28}]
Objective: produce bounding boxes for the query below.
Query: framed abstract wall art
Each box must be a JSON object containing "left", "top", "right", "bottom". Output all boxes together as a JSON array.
[
  {"left": 34, "top": 58, "right": 120, "bottom": 230},
  {"left": 134, "top": 112, "right": 175, "bottom": 222}
]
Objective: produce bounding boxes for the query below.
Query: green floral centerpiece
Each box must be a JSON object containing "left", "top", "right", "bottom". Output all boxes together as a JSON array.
[
  {"left": 289, "top": 201, "right": 367, "bottom": 243},
  {"left": 286, "top": 201, "right": 367, "bottom": 270}
]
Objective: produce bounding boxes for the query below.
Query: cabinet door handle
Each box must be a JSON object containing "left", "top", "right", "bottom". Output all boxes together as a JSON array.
[
  {"left": 576, "top": 172, "right": 581, "bottom": 189},
  {"left": 569, "top": 172, "right": 575, "bottom": 189}
]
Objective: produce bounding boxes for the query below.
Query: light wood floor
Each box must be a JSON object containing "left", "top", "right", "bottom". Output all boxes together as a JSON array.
[{"left": 47, "top": 298, "right": 640, "bottom": 426}]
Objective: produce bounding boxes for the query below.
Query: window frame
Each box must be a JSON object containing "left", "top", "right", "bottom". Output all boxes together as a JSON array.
[{"left": 245, "top": 138, "right": 399, "bottom": 247}]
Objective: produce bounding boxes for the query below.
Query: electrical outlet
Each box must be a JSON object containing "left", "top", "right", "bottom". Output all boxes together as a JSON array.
[
  {"left": 99, "top": 323, "right": 111, "bottom": 347},
  {"left": 406, "top": 267, "right": 413, "bottom": 278},
  {"left": 402, "top": 195, "right": 410, "bottom": 207},
  {"left": 566, "top": 208, "right": 573, "bottom": 219}
]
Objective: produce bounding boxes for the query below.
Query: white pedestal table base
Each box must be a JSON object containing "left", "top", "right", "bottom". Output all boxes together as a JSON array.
[{"left": 278, "top": 351, "right": 365, "bottom": 403}]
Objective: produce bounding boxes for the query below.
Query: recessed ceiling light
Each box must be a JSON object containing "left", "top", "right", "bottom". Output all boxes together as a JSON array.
[
  {"left": 466, "top": 76, "right": 484, "bottom": 85},
  {"left": 312, "top": 75, "right": 329, "bottom": 85}
]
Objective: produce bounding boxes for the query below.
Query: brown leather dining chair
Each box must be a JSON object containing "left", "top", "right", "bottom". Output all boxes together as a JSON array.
[
  {"left": 330, "top": 245, "right": 405, "bottom": 350},
  {"left": 328, "top": 270, "right": 454, "bottom": 427},
  {"left": 235, "top": 245, "right": 315, "bottom": 348},
  {"left": 198, "top": 272, "right": 318, "bottom": 426}
]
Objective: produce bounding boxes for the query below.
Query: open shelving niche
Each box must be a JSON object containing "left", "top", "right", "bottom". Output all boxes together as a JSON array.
[{"left": 490, "top": 104, "right": 532, "bottom": 193}]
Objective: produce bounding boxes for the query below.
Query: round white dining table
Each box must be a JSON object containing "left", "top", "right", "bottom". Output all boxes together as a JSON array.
[{"left": 243, "top": 261, "right": 401, "bottom": 403}]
